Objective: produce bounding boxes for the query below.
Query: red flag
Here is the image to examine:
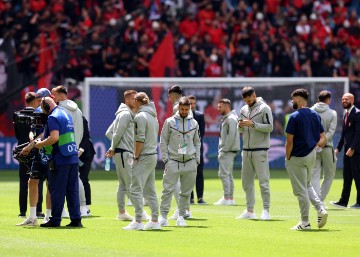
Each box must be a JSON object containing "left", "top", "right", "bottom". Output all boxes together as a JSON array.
[
  {"left": 149, "top": 32, "right": 176, "bottom": 129},
  {"left": 37, "top": 33, "right": 54, "bottom": 89},
  {"left": 149, "top": 32, "right": 175, "bottom": 77}
]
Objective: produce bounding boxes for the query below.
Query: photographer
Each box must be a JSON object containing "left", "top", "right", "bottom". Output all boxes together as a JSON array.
[
  {"left": 14, "top": 92, "right": 44, "bottom": 220},
  {"left": 21, "top": 97, "right": 82, "bottom": 227}
]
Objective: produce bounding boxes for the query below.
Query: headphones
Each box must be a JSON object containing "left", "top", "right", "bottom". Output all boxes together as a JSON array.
[{"left": 42, "top": 97, "right": 50, "bottom": 112}]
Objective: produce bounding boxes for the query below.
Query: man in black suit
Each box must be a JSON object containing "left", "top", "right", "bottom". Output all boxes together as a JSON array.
[
  {"left": 331, "top": 93, "right": 360, "bottom": 209},
  {"left": 189, "top": 95, "right": 206, "bottom": 204},
  {"left": 78, "top": 116, "right": 96, "bottom": 215}
]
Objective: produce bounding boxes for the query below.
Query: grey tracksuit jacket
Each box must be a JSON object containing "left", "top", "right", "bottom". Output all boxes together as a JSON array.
[
  {"left": 219, "top": 110, "right": 240, "bottom": 153},
  {"left": 160, "top": 112, "right": 201, "bottom": 164},
  {"left": 238, "top": 97, "right": 273, "bottom": 150},
  {"left": 311, "top": 102, "right": 337, "bottom": 147},
  {"left": 58, "top": 99, "right": 83, "bottom": 148},
  {"left": 105, "top": 103, "right": 134, "bottom": 153},
  {"left": 135, "top": 102, "right": 159, "bottom": 155}
]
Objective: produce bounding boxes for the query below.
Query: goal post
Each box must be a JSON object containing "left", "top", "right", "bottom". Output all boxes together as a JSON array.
[{"left": 84, "top": 77, "right": 349, "bottom": 169}]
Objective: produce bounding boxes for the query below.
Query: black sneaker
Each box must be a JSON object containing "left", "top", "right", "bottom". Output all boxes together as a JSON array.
[
  {"left": 349, "top": 203, "right": 360, "bottom": 209},
  {"left": 190, "top": 199, "right": 195, "bottom": 204},
  {"left": 66, "top": 220, "right": 83, "bottom": 228},
  {"left": 36, "top": 212, "right": 45, "bottom": 218},
  {"left": 198, "top": 198, "right": 206, "bottom": 204},
  {"left": 18, "top": 213, "right": 26, "bottom": 218},
  {"left": 40, "top": 220, "right": 60, "bottom": 228},
  {"left": 330, "top": 201, "right": 347, "bottom": 208}
]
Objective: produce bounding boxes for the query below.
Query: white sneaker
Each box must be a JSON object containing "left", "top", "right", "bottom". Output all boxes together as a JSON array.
[
  {"left": 169, "top": 209, "right": 179, "bottom": 220},
  {"left": 317, "top": 209, "right": 328, "bottom": 228},
  {"left": 184, "top": 210, "right": 193, "bottom": 219},
  {"left": 142, "top": 210, "right": 151, "bottom": 221},
  {"left": 321, "top": 201, "right": 328, "bottom": 210},
  {"left": 291, "top": 222, "right": 311, "bottom": 230},
  {"left": 236, "top": 210, "right": 257, "bottom": 219},
  {"left": 80, "top": 206, "right": 91, "bottom": 217},
  {"left": 43, "top": 216, "right": 50, "bottom": 224},
  {"left": 159, "top": 216, "right": 168, "bottom": 226},
  {"left": 227, "top": 199, "right": 236, "bottom": 206},
  {"left": 176, "top": 216, "right": 187, "bottom": 227},
  {"left": 127, "top": 199, "right": 133, "bottom": 206},
  {"left": 143, "top": 198, "right": 149, "bottom": 206},
  {"left": 117, "top": 212, "right": 134, "bottom": 221},
  {"left": 144, "top": 221, "right": 161, "bottom": 230},
  {"left": 122, "top": 220, "right": 144, "bottom": 230},
  {"left": 61, "top": 209, "right": 69, "bottom": 218},
  {"left": 16, "top": 217, "right": 38, "bottom": 226},
  {"left": 260, "top": 210, "right": 271, "bottom": 220},
  {"left": 214, "top": 197, "right": 229, "bottom": 205}
]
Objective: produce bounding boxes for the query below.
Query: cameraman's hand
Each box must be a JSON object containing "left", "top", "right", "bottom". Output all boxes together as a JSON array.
[{"left": 20, "top": 145, "right": 32, "bottom": 156}]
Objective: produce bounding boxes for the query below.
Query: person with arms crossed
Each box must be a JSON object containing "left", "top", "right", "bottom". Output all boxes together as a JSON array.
[
  {"left": 285, "top": 88, "right": 328, "bottom": 230},
  {"left": 330, "top": 93, "right": 360, "bottom": 209},
  {"left": 214, "top": 99, "right": 240, "bottom": 206},
  {"left": 158, "top": 97, "right": 201, "bottom": 227},
  {"left": 237, "top": 87, "right": 273, "bottom": 220},
  {"left": 311, "top": 90, "right": 337, "bottom": 210},
  {"left": 105, "top": 90, "right": 142, "bottom": 221},
  {"left": 188, "top": 95, "right": 206, "bottom": 204},
  {"left": 21, "top": 97, "right": 82, "bottom": 227},
  {"left": 123, "top": 92, "right": 161, "bottom": 230}
]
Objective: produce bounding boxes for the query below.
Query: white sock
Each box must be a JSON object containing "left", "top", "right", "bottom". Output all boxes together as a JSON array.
[
  {"left": 86, "top": 205, "right": 90, "bottom": 210},
  {"left": 29, "top": 207, "right": 36, "bottom": 219},
  {"left": 45, "top": 209, "right": 51, "bottom": 218}
]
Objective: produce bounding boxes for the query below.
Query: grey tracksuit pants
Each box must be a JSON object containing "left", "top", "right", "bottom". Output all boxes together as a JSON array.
[
  {"left": 241, "top": 150, "right": 270, "bottom": 210},
  {"left": 130, "top": 155, "right": 159, "bottom": 221},
  {"left": 311, "top": 147, "right": 336, "bottom": 202},
  {"left": 160, "top": 159, "right": 197, "bottom": 218},
  {"left": 286, "top": 149, "right": 322, "bottom": 223},
  {"left": 114, "top": 151, "right": 133, "bottom": 211},
  {"left": 218, "top": 151, "right": 236, "bottom": 198}
]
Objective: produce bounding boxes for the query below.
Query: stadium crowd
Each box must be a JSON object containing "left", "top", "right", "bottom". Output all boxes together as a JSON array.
[{"left": 1, "top": 0, "right": 360, "bottom": 83}]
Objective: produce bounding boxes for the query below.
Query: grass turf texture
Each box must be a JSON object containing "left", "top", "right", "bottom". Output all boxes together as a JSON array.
[{"left": 0, "top": 169, "right": 359, "bottom": 257}]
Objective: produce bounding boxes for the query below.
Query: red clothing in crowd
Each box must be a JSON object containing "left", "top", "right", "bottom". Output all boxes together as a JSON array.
[
  {"left": 30, "top": 0, "right": 46, "bottom": 12},
  {"left": 179, "top": 18, "right": 199, "bottom": 39},
  {"left": 205, "top": 63, "right": 222, "bottom": 77}
]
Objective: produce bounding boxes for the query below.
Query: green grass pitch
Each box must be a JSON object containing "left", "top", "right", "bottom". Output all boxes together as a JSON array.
[{"left": 0, "top": 169, "right": 359, "bottom": 257}]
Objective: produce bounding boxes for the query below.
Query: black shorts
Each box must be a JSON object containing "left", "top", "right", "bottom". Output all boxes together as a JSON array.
[{"left": 29, "top": 159, "right": 47, "bottom": 180}]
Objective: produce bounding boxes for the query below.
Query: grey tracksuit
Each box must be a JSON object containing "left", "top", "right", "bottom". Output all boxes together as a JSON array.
[
  {"left": 218, "top": 110, "right": 240, "bottom": 198},
  {"left": 171, "top": 101, "right": 193, "bottom": 206},
  {"left": 239, "top": 97, "right": 273, "bottom": 210},
  {"left": 160, "top": 111, "right": 201, "bottom": 218},
  {"left": 311, "top": 102, "right": 337, "bottom": 202},
  {"left": 130, "top": 103, "right": 159, "bottom": 221},
  {"left": 105, "top": 103, "right": 134, "bottom": 211},
  {"left": 58, "top": 99, "right": 86, "bottom": 206}
]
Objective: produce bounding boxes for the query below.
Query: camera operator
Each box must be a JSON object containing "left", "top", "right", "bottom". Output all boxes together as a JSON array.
[
  {"left": 14, "top": 92, "right": 44, "bottom": 219},
  {"left": 16, "top": 89, "right": 52, "bottom": 226},
  {"left": 21, "top": 97, "right": 82, "bottom": 227}
]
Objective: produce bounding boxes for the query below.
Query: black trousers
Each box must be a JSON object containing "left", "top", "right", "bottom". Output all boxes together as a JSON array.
[
  {"left": 191, "top": 158, "right": 204, "bottom": 200},
  {"left": 18, "top": 162, "right": 44, "bottom": 214},
  {"left": 339, "top": 153, "right": 360, "bottom": 205},
  {"left": 79, "top": 156, "right": 93, "bottom": 205}
]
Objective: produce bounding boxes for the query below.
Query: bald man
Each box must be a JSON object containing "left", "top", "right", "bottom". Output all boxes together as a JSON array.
[
  {"left": 22, "top": 97, "right": 82, "bottom": 227},
  {"left": 331, "top": 93, "right": 360, "bottom": 209}
]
